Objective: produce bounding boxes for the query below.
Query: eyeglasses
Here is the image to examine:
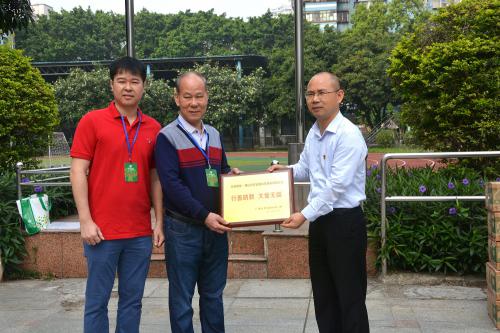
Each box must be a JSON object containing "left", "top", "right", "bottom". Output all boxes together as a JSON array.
[{"left": 305, "top": 89, "right": 341, "bottom": 99}]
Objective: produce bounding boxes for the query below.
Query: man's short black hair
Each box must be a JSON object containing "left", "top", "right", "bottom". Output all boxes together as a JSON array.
[{"left": 109, "top": 56, "right": 147, "bottom": 82}]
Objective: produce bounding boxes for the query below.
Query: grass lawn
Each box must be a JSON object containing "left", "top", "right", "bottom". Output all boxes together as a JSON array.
[
  {"left": 36, "top": 146, "right": 424, "bottom": 171},
  {"left": 37, "top": 156, "right": 71, "bottom": 168},
  {"left": 368, "top": 146, "right": 425, "bottom": 153},
  {"left": 37, "top": 154, "right": 288, "bottom": 172},
  {"left": 227, "top": 155, "right": 288, "bottom": 172}
]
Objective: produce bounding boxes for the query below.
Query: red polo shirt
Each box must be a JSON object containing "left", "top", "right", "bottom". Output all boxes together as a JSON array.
[{"left": 70, "top": 102, "right": 161, "bottom": 240}]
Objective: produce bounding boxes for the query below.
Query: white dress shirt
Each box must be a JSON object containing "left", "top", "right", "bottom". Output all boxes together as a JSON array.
[
  {"left": 177, "top": 115, "right": 207, "bottom": 150},
  {"left": 291, "top": 112, "right": 367, "bottom": 222}
]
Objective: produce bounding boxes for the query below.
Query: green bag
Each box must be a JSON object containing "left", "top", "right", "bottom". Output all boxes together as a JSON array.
[{"left": 16, "top": 194, "right": 51, "bottom": 235}]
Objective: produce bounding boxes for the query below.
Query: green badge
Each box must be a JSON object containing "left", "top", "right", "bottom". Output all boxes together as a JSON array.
[
  {"left": 205, "top": 168, "right": 219, "bottom": 187},
  {"left": 124, "top": 162, "right": 138, "bottom": 182}
]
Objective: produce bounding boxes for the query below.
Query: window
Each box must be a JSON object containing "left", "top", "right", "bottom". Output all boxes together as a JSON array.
[{"left": 337, "top": 11, "right": 349, "bottom": 23}]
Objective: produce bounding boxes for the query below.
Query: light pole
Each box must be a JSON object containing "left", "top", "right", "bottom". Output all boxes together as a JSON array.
[{"left": 125, "top": 0, "right": 135, "bottom": 57}]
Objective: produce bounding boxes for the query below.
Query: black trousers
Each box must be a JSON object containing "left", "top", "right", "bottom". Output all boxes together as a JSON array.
[{"left": 309, "top": 206, "right": 369, "bottom": 333}]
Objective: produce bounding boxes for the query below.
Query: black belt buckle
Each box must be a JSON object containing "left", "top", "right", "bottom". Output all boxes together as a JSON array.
[{"left": 331, "top": 206, "right": 359, "bottom": 216}]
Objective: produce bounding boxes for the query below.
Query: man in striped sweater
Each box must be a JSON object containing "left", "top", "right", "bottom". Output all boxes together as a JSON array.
[{"left": 155, "top": 72, "right": 240, "bottom": 333}]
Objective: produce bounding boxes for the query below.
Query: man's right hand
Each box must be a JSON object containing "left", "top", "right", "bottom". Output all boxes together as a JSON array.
[
  {"left": 80, "top": 219, "right": 105, "bottom": 245},
  {"left": 267, "top": 164, "right": 286, "bottom": 172},
  {"left": 204, "top": 212, "right": 231, "bottom": 234}
]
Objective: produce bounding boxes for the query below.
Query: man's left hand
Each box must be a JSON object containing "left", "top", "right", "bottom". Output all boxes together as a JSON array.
[
  {"left": 281, "top": 212, "right": 306, "bottom": 229},
  {"left": 153, "top": 225, "right": 165, "bottom": 247}
]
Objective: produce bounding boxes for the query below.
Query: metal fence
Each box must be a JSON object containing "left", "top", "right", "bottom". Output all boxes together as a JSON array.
[
  {"left": 380, "top": 151, "right": 500, "bottom": 278},
  {"left": 15, "top": 162, "right": 70, "bottom": 201}
]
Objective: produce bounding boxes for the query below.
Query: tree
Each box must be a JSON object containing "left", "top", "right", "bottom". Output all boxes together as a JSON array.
[
  {"left": 333, "top": 0, "right": 428, "bottom": 128},
  {"left": 152, "top": 10, "right": 245, "bottom": 58},
  {"left": 0, "top": 46, "right": 59, "bottom": 171},
  {"left": 388, "top": 0, "right": 500, "bottom": 153},
  {"left": 54, "top": 68, "right": 175, "bottom": 140},
  {"left": 15, "top": 7, "right": 125, "bottom": 61},
  {"left": 0, "top": 0, "right": 33, "bottom": 33}
]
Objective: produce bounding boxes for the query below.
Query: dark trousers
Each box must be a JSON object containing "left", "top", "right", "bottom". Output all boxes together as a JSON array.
[
  {"left": 164, "top": 216, "right": 228, "bottom": 333},
  {"left": 83, "top": 236, "right": 153, "bottom": 333},
  {"left": 309, "top": 206, "right": 369, "bottom": 333}
]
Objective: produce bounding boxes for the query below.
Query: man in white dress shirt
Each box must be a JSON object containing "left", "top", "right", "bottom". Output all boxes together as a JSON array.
[{"left": 268, "top": 72, "right": 369, "bottom": 333}]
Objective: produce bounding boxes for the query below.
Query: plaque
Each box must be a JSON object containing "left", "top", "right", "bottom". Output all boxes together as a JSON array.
[{"left": 221, "top": 169, "right": 295, "bottom": 227}]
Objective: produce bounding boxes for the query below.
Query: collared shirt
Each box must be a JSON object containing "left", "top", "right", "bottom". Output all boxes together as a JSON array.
[
  {"left": 291, "top": 112, "right": 367, "bottom": 222},
  {"left": 177, "top": 115, "right": 207, "bottom": 150},
  {"left": 70, "top": 101, "right": 161, "bottom": 239}
]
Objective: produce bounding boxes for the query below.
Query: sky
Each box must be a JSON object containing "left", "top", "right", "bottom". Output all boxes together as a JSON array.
[{"left": 33, "top": 0, "right": 292, "bottom": 19}]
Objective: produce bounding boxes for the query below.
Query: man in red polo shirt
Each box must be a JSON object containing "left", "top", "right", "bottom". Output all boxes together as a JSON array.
[{"left": 70, "top": 56, "right": 164, "bottom": 333}]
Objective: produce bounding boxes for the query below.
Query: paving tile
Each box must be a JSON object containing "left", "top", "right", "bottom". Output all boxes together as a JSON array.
[{"left": 235, "top": 279, "right": 311, "bottom": 298}]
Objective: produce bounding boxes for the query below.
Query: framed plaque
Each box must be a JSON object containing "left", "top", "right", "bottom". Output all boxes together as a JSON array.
[{"left": 221, "top": 169, "right": 295, "bottom": 227}]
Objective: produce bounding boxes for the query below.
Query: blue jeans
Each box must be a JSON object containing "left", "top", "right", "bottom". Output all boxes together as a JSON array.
[
  {"left": 83, "top": 236, "right": 152, "bottom": 333},
  {"left": 165, "top": 216, "right": 228, "bottom": 333}
]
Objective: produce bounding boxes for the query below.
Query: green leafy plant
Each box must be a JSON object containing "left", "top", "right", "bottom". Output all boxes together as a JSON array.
[
  {"left": 0, "top": 46, "right": 59, "bottom": 172},
  {"left": 365, "top": 164, "right": 495, "bottom": 274},
  {"left": 0, "top": 172, "right": 27, "bottom": 277}
]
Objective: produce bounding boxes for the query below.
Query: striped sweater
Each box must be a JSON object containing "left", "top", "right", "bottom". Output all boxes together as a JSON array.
[{"left": 155, "top": 120, "right": 231, "bottom": 223}]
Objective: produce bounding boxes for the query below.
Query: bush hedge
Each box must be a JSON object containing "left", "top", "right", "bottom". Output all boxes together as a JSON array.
[{"left": 364, "top": 164, "right": 498, "bottom": 274}]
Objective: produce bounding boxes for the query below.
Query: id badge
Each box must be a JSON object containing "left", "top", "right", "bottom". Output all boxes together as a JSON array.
[
  {"left": 124, "top": 162, "right": 138, "bottom": 182},
  {"left": 205, "top": 168, "right": 219, "bottom": 187}
]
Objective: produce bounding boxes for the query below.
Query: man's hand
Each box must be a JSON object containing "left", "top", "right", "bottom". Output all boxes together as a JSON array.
[
  {"left": 153, "top": 224, "right": 165, "bottom": 248},
  {"left": 204, "top": 212, "right": 232, "bottom": 234},
  {"left": 281, "top": 212, "right": 306, "bottom": 229},
  {"left": 80, "top": 218, "right": 105, "bottom": 245},
  {"left": 267, "top": 164, "right": 287, "bottom": 172},
  {"left": 230, "top": 167, "right": 242, "bottom": 175}
]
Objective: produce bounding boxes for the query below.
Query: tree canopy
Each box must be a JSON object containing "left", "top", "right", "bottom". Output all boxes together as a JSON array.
[
  {"left": 0, "top": 0, "right": 33, "bottom": 34},
  {"left": 333, "top": 0, "right": 429, "bottom": 128},
  {"left": 18, "top": 2, "right": 494, "bottom": 147},
  {"left": 388, "top": 0, "right": 500, "bottom": 153}
]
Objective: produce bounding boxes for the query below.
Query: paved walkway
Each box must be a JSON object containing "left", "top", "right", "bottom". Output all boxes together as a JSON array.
[{"left": 0, "top": 275, "right": 495, "bottom": 332}]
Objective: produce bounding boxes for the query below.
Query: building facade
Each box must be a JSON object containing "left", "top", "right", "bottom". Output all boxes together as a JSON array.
[
  {"left": 31, "top": 4, "right": 53, "bottom": 17},
  {"left": 273, "top": 0, "right": 462, "bottom": 31}
]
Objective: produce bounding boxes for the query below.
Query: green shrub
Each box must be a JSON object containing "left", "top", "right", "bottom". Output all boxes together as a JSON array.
[
  {"left": 375, "top": 129, "right": 395, "bottom": 147},
  {"left": 365, "top": 164, "right": 496, "bottom": 274},
  {"left": 0, "top": 46, "right": 59, "bottom": 172}
]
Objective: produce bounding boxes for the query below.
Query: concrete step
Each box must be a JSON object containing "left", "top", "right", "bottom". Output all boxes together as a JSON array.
[
  {"left": 148, "top": 253, "right": 166, "bottom": 278},
  {"left": 228, "top": 254, "right": 267, "bottom": 278}
]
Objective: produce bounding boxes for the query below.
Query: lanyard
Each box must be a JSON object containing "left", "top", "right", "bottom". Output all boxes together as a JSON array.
[
  {"left": 177, "top": 120, "right": 211, "bottom": 168},
  {"left": 120, "top": 111, "right": 142, "bottom": 162}
]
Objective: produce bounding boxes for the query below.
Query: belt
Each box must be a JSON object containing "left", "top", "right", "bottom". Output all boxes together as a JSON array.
[
  {"left": 165, "top": 208, "right": 203, "bottom": 225},
  {"left": 326, "top": 206, "right": 361, "bottom": 217}
]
